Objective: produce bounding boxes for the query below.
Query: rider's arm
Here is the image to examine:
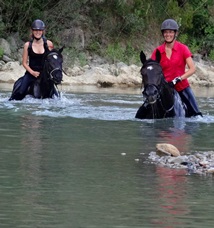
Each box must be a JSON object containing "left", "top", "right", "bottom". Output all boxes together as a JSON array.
[
  {"left": 47, "top": 40, "right": 54, "bottom": 50},
  {"left": 180, "top": 57, "right": 196, "bottom": 81}
]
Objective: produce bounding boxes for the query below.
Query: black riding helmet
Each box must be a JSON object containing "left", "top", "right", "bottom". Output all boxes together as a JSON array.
[
  {"left": 161, "top": 19, "right": 179, "bottom": 32},
  {"left": 161, "top": 19, "right": 178, "bottom": 43},
  {"left": 31, "top": 19, "right": 45, "bottom": 30}
]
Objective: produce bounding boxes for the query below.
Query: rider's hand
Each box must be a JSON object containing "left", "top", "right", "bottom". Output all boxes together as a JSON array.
[
  {"left": 31, "top": 70, "right": 40, "bottom": 78},
  {"left": 172, "top": 76, "right": 182, "bottom": 85}
]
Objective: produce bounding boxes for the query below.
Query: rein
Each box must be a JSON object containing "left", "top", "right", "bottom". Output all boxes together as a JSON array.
[
  {"left": 144, "top": 79, "right": 174, "bottom": 117},
  {"left": 42, "top": 51, "right": 63, "bottom": 98},
  {"left": 159, "top": 98, "right": 174, "bottom": 117},
  {"left": 44, "top": 52, "right": 63, "bottom": 82},
  {"left": 49, "top": 68, "right": 62, "bottom": 80}
]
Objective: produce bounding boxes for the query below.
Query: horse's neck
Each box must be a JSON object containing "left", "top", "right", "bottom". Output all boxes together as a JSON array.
[{"left": 160, "top": 81, "right": 174, "bottom": 107}]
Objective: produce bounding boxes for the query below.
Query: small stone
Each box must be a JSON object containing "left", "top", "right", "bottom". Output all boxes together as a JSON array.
[
  {"left": 207, "top": 168, "right": 214, "bottom": 173},
  {"left": 168, "top": 156, "right": 185, "bottom": 164}
]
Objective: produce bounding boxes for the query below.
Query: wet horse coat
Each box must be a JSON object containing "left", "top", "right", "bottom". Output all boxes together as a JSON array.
[
  {"left": 9, "top": 48, "right": 63, "bottom": 100},
  {"left": 135, "top": 50, "right": 186, "bottom": 119}
]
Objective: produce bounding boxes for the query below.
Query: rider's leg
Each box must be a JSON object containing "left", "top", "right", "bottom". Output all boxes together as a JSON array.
[
  {"left": 19, "top": 72, "right": 35, "bottom": 95},
  {"left": 10, "top": 73, "right": 36, "bottom": 100},
  {"left": 178, "top": 86, "right": 202, "bottom": 117}
]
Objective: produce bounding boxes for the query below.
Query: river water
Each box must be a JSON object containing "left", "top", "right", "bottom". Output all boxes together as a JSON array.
[{"left": 0, "top": 84, "right": 214, "bottom": 228}]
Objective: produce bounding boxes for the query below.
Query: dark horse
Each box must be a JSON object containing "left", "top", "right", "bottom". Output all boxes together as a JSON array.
[
  {"left": 9, "top": 47, "right": 64, "bottom": 100},
  {"left": 135, "top": 50, "right": 187, "bottom": 119}
]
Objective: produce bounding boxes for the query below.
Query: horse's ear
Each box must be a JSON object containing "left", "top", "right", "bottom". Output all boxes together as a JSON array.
[
  {"left": 155, "top": 49, "right": 161, "bottom": 63},
  {"left": 59, "top": 45, "right": 65, "bottom": 53},
  {"left": 140, "top": 51, "right": 147, "bottom": 64}
]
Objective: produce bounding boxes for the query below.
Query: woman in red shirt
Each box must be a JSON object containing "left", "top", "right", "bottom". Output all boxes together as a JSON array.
[{"left": 151, "top": 19, "right": 202, "bottom": 117}]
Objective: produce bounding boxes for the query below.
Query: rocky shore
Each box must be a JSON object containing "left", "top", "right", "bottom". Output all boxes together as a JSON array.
[
  {"left": 146, "top": 143, "right": 214, "bottom": 176},
  {"left": 1, "top": 55, "right": 214, "bottom": 89},
  {"left": 1, "top": 36, "right": 214, "bottom": 89}
]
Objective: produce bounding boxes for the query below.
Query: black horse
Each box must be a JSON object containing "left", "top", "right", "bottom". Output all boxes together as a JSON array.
[
  {"left": 9, "top": 47, "right": 64, "bottom": 100},
  {"left": 135, "top": 50, "right": 187, "bottom": 119}
]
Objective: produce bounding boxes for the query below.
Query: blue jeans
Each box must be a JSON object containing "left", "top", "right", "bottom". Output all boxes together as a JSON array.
[
  {"left": 19, "top": 72, "right": 36, "bottom": 95},
  {"left": 9, "top": 72, "right": 37, "bottom": 100},
  {"left": 178, "top": 86, "right": 202, "bottom": 117}
]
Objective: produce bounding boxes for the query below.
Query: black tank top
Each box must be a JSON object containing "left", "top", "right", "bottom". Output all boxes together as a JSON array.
[{"left": 28, "top": 37, "right": 49, "bottom": 72}]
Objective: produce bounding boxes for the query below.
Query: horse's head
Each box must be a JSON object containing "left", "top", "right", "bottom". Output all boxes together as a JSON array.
[
  {"left": 43, "top": 47, "right": 64, "bottom": 85},
  {"left": 140, "top": 49, "right": 166, "bottom": 104}
]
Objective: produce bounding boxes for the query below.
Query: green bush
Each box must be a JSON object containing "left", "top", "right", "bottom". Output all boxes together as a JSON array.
[
  {"left": 105, "top": 42, "right": 139, "bottom": 65},
  {"left": 208, "top": 50, "right": 214, "bottom": 62},
  {"left": 64, "top": 47, "right": 88, "bottom": 67},
  {"left": 0, "top": 47, "right": 4, "bottom": 59},
  {"left": 0, "top": 0, "right": 214, "bottom": 62}
]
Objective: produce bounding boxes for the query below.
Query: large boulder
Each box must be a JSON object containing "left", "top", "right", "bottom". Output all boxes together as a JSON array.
[
  {"left": 0, "top": 38, "right": 11, "bottom": 57},
  {"left": 0, "top": 62, "right": 24, "bottom": 83},
  {"left": 156, "top": 143, "right": 181, "bottom": 157}
]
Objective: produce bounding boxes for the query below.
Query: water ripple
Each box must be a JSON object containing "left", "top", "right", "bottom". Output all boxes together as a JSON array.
[{"left": 1, "top": 91, "right": 214, "bottom": 122}]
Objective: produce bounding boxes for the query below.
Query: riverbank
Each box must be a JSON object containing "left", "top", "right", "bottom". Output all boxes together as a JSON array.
[{"left": 1, "top": 56, "right": 214, "bottom": 90}]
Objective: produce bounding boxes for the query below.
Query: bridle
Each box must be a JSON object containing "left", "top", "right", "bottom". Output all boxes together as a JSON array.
[
  {"left": 142, "top": 63, "right": 175, "bottom": 117},
  {"left": 49, "top": 68, "right": 62, "bottom": 81},
  {"left": 44, "top": 52, "right": 63, "bottom": 83}
]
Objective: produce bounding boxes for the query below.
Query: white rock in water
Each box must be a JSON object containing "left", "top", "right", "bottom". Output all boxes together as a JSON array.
[
  {"left": 156, "top": 143, "right": 180, "bottom": 157},
  {"left": 207, "top": 168, "right": 214, "bottom": 173}
]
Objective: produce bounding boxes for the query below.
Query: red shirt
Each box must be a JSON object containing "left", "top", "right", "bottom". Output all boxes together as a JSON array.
[{"left": 151, "top": 41, "right": 192, "bottom": 91}]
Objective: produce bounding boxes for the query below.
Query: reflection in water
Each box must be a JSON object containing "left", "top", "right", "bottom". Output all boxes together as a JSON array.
[
  {"left": 20, "top": 115, "right": 44, "bottom": 214},
  {"left": 152, "top": 167, "right": 190, "bottom": 228},
  {"left": 158, "top": 124, "right": 192, "bottom": 154},
  {"left": 158, "top": 119, "right": 202, "bottom": 153},
  {"left": 139, "top": 118, "right": 201, "bottom": 155},
  {"left": 0, "top": 89, "right": 214, "bottom": 227},
  {"left": 21, "top": 115, "right": 44, "bottom": 153}
]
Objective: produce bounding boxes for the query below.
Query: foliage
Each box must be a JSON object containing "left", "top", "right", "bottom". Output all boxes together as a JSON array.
[
  {"left": 64, "top": 47, "right": 88, "bottom": 67},
  {"left": 105, "top": 42, "right": 139, "bottom": 65},
  {"left": 0, "top": 47, "right": 3, "bottom": 59},
  {"left": 209, "top": 50, "right": 214, "bottom": 62},
  {"left": 178, "top": 33, "right": 200, "bottom": 54},
  {"left": 0, "top": 0, "right": 214, "bottom": 63}
]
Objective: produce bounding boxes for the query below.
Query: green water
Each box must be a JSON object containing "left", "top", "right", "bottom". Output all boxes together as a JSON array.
[{"left": 0, "top": 87, "right": 214, "bottom": 227}]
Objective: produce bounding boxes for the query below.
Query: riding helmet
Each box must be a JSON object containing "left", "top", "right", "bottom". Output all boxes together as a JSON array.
[
  {"left": 31, "top": 19, "right": 45, "bottom": 30},
  {"left": 161, "top": 19, "right": 179, "bottom": 31}
]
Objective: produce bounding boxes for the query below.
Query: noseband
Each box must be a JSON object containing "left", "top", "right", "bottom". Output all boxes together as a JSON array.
[
  {"left": 45, "top": 52, "right": 63, "bottom": 82},
  {"left": 142, "top": 62, "right": 174, "bottom": 116},
  {"left": 49, "top": 68, "right": 62, "bottom": 81},
  {"left": 143, "top": 84, "right": 160, "bottom": 104}
]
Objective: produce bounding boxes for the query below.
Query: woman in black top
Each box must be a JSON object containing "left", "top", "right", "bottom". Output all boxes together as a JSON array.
[{"left": 18, "top": 19, "right": 54, "bottom": 99}]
